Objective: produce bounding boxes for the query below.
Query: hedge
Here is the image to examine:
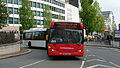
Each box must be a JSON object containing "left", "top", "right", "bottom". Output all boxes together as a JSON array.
[{"left": 0, "top": 32, "right": 16, "bottom": 45}]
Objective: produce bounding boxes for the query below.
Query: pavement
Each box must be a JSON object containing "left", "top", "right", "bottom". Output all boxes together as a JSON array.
[
  {"left": 0, "top": 48, "right": 32, "bottom": 59},
  {"left": 85, "top": 41, "right": 120, "bottom": 49}
]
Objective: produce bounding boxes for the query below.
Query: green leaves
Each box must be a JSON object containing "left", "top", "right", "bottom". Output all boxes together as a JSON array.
[
  {"left": 0, "top": 0, "right": 8, "bottom": 28},
  {"left": 80, "top": 0, "right": 105, "bottom": 33},
  {"left": 43, "top": 5, "right": 52, "bottom": 28},
  {"left": 58, "top": 14, "right": 62, "bottom": 21},
  {"left": 19, "top": 0, "right": 36, "bottom": 31},
  {"left": 0, "top": 32, "right": 15, "bottom": 44}
]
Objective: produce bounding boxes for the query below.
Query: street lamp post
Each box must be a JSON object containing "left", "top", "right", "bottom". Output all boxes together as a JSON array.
[{"left": 118, "top": 24, "right": 120, "bottom": 47}]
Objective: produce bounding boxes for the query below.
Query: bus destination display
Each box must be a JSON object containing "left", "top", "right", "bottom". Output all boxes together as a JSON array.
[{"left": 54, "top": 23, "right": 80, "bottom": 28}]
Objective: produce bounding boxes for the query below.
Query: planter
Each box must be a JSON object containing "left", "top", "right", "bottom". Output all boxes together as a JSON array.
[{"left": 0, "top": 43, "right": 20, "bottom": 55}]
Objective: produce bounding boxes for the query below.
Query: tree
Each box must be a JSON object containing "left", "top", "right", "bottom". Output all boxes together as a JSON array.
[
  {"left": 43, "top": 5, "right": 52, "bottom": 28},
  {"left": 0, "top": 0, "right": 8, "bottom": 29},
  {"left": 93, "top": 1, "right": 105, "bottom": 33},
  {"left": 112, "top": 21, "right": 117, "bottom": 31},
  {"left": 58, "top": 14, "right": 62, "bottom": 21},
  {"left": 80, "top": 0, "right": 105, "bottom": 34},
  {"left": 80, "top": 0, "right": 96, "bottom": 33},
  {"left": 19, "top": 0, "right": 36, "bottom": 31}
]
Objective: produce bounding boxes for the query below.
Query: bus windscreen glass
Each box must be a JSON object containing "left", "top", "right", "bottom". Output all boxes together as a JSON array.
[{"left": 49, "top": 29, "right": 83, "bottom": 44}]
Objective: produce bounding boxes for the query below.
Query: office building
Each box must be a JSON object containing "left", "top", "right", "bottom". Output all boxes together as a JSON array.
[
  {"left": 102, "top": 11, "right": 115, "bottom": 31},
  {"left": 1, "top": 0, "right": 80, "bottom": 30}
]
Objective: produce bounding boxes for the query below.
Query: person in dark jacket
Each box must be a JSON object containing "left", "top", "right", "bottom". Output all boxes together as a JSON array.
[{"left": 107, "top": 35, "right": 113, "bottom": 45}]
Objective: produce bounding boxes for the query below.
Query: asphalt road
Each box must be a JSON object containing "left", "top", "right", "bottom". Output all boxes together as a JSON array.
[{"left": 0, "top": 46, "right": 120, "bottom": 68}]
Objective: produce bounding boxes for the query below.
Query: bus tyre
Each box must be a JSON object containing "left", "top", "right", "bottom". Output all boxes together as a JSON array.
[{"left": 28, "top": 41, "right": 31, "bottom": 47}]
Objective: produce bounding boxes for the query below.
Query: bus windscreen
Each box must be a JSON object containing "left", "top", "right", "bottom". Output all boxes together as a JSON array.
[{"left": 49, "top": 29, "right": 83, "bottom": 44}]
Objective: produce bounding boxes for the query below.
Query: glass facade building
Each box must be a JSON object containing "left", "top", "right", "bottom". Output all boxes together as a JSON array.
[{"left": 2, "top": 0, "right": 65, "bottom": 27}]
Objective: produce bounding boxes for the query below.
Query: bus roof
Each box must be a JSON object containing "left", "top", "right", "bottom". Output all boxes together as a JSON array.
[
  {"left": 23, "top": 28, "right": 47, "bottom": 32},
  {"left": 50, "top": 21, "right": 84, "bottom": 29},
  {"left": 51, "top": 21, "right": 82, "bottom": 23}
]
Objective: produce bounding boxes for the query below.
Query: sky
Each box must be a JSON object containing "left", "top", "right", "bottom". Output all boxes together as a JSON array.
[{"left": 97, "top": 0, "right": 120, "bottom": 29}]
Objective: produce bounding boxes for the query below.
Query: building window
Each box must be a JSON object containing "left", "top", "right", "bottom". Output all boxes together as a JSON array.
[
  {"left": 50, "top": 0, "right": 52, "bottom": 3},
  {"left": 40, "top": 20, "right": 43, "bottom": 25},
  {"left": 14, "top": 18, "right": 19, "bottom": 24},
  {"left": 32, "top": 2, "right": 36, "bottom": 7},
  {"left": 62, "top": 10, "right": 65, "bottom": 14},
  {"left": 8, "top": 7, "right": 13, "bottom": 14},
  {"left": 52, "top": 7, "right": 55, "bottom": 11},
  {"left": 40, "top": 3, "right": 44, "bottom": 9},
  {"left": 36, "top": 11, "right": 40, "bottom": 16},
  {"left": 19, "top": 0, "right": 22, "bottom": 5},
  {"left": 62, "top": 16, "right": 65, "bottom": 20},
  {"left": 14, "top": 8, "right": 19, "bottom": 14},
  {"left": 14, "top": 0, "right": 18, "bottom": 4},
  {"left": 9, "top": 17, "right": 13, "bottom": 24},
  {"left": 36, "top": 20, "right": 40, "bottom": 25},
  {"left": 30, "top": 1, "right": 32, "bottom": 7},
  {"left": 36, "top": 3, "right": 40, "bottom": 8},
  {"left": 2, "top": 0, "right": 7, "bottom": 3},
  {"left": 8, "top": 0, "right": 13, "bottom": 3},
  {"left": 40, "top": 12, "right": 43, "bottom": 17},
  {"left": 33, "top": 11, "right": 36, "bottom": 16}
]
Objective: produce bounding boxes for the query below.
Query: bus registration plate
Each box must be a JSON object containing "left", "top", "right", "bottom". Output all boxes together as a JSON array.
[{"left": 63, "top": 53, "right": 71, "bottom": 55}]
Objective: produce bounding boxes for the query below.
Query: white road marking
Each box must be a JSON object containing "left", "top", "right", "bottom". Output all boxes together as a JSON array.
[
  {"left": 86, "top": 64, "right": 115, "bottom": 68},
  {"left": 113, "top": 49, "right": 120, "bottom": 52},
  {"left": 109, "top": 62, "right": 120, "bottom": 68},
  {"left": 98, "top": 47, "right": 115, "bottom": 50},
  {"left": 80, "top": 61, "right": 85, "bottom": 68},
  {"left": 19, "top": 59, "right": 46, "bottom": 68},
  {"left": 87, "top": 55, "right": 96, "bottom": 57},
  {"left": 86, "top": 59, "right": 107, "bottom": 62}
]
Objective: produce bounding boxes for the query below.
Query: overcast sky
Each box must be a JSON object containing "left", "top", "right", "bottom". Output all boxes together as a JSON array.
[{"left": 97, "top": 0, "right": 120, "bottom": 28}]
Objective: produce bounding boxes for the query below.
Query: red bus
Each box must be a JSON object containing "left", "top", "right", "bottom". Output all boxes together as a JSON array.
[{"left": 47, "top": 21, "right": 84, "bottom": 56}]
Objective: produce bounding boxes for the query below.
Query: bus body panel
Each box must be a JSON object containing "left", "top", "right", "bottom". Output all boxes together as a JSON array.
[
  {"left": 48, "top": 21, "right": 84, "bottom": 56},
  {"left": 48, "top": 43, "right": 84, "bottom": 56},
  {"left": 31, "top": 40, "right": 46, "bottom": 47},
  {"left": 22, "top": 28, "right": 47, "bottom": 48},
  {"left": 22, "top": 40, "right": 46, "bottom": 47}
]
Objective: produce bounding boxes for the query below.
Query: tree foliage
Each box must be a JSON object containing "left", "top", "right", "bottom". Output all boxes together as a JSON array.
[
  {"left": 112, "top": 21, "right": 117, "bottom": 31},
  {"left": 80, "top": 0, "right": 105, "bottom": 33},
  {"left": 0, "top": 0, "right": 8, "bottom": 29},
  {"left": 58, "top": 14, "right": 62, "bottom": 21},
  {"left": 93, "top": 1, "right": 105, "bottom": 33},
  {"left": 43, "top": 5, "right": 52, "bottom": 28},
  {"left": 80, "top": 0, "right": 96, "bottom": 33},
  {"left": 19, "top": 0, "right": 36, "bottom": 31}
]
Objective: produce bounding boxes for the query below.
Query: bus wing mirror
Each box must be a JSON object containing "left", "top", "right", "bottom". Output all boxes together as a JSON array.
[{"left": 46, "top": 35, "right": 48, "bottom": 40}]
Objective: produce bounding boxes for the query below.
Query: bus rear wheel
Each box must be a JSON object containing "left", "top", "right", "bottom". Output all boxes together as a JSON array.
[{"left": 28, "top": 41, "right": 31, "bottom": 47}]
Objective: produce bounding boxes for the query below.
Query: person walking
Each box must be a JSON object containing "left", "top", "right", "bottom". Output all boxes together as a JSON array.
[{"left": 107, "top": 35, "right": 113, "bottom": 45}]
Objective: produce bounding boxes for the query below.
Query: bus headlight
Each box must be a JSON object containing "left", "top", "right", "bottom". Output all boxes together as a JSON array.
[
  {"left": 52, "top": 49, "right": 56, "bottom": 51},
  {"left": 48, "top": 46, "right": 51, "bottom": 49},
  {"left": 77, "top": 50, "right": 81, "bottom": 52}
]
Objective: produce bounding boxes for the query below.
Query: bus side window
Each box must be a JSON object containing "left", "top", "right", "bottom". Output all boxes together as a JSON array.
[
  {"left": 25, "top": 32, "right": 33, "bottom": 40},
  {"left": 40, "top": 31, "right": 46, "bottom": 40},
  {"left": 34, "top": 32, "right": 39, "bottom": 40}
]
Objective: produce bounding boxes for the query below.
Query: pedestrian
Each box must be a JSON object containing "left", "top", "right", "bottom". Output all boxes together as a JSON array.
[
  {"left": 14, "top": 31, "right": 19, "bottom": 41},
  {"left": 107, "top": 35, "right": 113, "bottom": 45}
]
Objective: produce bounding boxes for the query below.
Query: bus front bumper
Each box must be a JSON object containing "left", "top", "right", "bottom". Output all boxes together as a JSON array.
[{"left": 48, "top": 51, "right": 84, "bottom": 56}]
